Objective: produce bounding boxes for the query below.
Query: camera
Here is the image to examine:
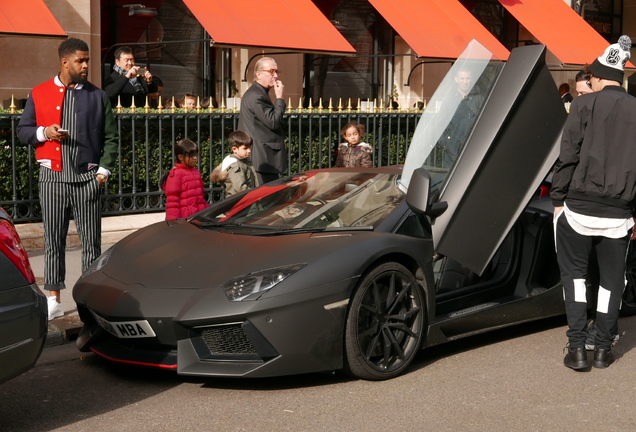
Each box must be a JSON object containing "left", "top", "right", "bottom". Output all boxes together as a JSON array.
[{"left": 137, "top": 67, "right": 148, "bottom": 76}]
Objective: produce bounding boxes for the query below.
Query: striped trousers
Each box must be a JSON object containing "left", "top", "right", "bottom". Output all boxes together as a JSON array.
[{"left": 39, "top": 179, "right": 101, "bottom": 291}]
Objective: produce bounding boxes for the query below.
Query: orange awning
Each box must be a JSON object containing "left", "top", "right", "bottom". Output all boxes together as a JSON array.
[
  {"left": 0, "top": 0, "right": 65, "bottom": 37},
  {"left": 368, "top": 0, "right": 509, "bottom": 60},
  {"left": 181, "top": 0, "right": 355, "bottom": 55},
  {"left": 498, "top": 0, "right": 634, "bottom": 68}
]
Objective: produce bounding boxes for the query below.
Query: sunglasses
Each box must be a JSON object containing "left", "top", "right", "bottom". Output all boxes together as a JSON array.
[{"left": 259, "top": 69, "right": 281, "bottom": 75}]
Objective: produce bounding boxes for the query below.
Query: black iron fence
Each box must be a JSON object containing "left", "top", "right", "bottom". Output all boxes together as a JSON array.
[{"left": 0, "top": 110, "right": 421, "bottom": 223}]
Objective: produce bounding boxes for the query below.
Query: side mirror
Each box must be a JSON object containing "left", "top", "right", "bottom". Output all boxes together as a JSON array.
[{"left": 406, "top": 167, "right": 448, "bottom": 218}]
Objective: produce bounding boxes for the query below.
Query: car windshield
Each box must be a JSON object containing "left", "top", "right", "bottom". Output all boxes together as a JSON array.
[
  {"left": 192, "top": 171, "right": 404, "bottom": 230},
  {"left": 401, "top": 40, "right": 504, "bottom": 196}
]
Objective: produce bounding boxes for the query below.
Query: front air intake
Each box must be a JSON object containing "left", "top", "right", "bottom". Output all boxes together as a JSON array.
[{"left": 200, "top": 324, "right": 258, "bottom": 355}]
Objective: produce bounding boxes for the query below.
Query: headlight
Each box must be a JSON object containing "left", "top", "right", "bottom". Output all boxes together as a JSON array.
[
  {"left": 223, "top": 263, "right": 306, "bottom": 301},
  {"left": 82, "top": 246, "right": 115, "bottom": 277}
]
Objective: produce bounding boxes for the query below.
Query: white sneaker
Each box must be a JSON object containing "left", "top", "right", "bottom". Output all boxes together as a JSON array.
[{"left": 47, "top": 296, "right": 64, "bottom": 320}]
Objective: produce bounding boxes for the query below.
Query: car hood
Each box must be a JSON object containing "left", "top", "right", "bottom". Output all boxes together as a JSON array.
[{"left": 101, "top": 220, "right": 380, "bottom": 289}]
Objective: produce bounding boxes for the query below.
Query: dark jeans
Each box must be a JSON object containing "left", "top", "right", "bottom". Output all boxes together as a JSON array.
[{"left": 555, "top": 213, "right": 630, "bottom": 350}]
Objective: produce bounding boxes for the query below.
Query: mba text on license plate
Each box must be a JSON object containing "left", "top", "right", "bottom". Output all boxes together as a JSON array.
[{"left": 93, "top": 313, "right": 156, "bottom": 338}]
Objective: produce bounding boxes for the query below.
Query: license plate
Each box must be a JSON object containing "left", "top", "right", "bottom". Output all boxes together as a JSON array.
[{"left": 92, "top": 313, "right": 156, "bottom": 339}]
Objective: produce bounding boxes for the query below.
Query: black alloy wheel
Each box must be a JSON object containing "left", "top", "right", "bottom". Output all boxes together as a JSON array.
[{"left": 344, "top": 262, "right": 425, "bottom": 380}]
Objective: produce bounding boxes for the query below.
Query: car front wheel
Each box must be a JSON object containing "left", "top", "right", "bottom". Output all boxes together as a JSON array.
[{"left": 344, "top": 262, "right": 425, "bottom": 380}]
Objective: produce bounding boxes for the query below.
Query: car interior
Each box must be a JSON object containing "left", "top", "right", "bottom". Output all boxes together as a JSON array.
[
  {"left": 435, "top": 225, "right": 517, "bottom": 296},
  {"left": 431, "top": 198, "right": 561, "bottom": 318}
]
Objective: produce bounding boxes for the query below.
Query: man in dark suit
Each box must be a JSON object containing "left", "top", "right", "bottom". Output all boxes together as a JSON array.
[
  {"left": 238, "top": 57, "right": 286, "bottom": 184},
  {"left": 104, "top": 46, "right": 157, "bottom": 108}
]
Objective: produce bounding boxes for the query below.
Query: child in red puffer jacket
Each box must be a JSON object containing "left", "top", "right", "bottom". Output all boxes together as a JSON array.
[{"left": 162, "top": 139, "right": 209, "bottom": 219}]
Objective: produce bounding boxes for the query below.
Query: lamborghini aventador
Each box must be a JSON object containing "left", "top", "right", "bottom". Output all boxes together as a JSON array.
[{"left": 73, "top": 41, "right": 568, "bottom": 380}]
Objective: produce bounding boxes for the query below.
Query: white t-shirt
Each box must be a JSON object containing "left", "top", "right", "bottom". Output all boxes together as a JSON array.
[{"left": 564, "top": 203, "right": 634, "bottom": 238}]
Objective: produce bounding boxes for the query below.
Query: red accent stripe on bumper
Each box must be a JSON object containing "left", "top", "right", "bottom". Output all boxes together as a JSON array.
[{"left": 90, "top": 347, "right": 178, "bottom": 369}]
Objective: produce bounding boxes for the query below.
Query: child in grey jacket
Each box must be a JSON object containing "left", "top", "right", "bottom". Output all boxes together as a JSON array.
[{"left": 210, "top": 130, "right": 259, "bottom": 197}]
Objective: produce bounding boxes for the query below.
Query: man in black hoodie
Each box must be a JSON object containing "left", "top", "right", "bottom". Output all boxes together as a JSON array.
[{"left": 551, "top": 35, "right": 636, "bottom": 370}]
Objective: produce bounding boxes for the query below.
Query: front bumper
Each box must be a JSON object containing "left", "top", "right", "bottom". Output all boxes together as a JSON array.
[{"left": 75, "top": 277, "right": 354, "bottom": 378}]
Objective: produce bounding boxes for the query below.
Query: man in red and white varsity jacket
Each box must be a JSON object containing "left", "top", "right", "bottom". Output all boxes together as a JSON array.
[{"left": 18, "top": 38, "right": 118, "bottom": 320}]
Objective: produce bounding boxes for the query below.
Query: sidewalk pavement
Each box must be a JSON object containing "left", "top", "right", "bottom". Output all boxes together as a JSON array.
[{"left": 20, "top": 213, "right": 165, "bottom": 347}]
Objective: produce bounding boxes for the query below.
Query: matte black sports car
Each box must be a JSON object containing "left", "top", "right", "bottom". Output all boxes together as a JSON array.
[
  {"left": 0, "top": 207, "right": 48, "bottom": 385},
  {"left": 73, "top": 42, "right": 568, "bottom": 380}
]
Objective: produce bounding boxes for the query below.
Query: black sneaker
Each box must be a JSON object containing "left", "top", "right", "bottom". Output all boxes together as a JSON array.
[
  {"left": 564, "top": 347, "right": 588, "bottom": 370},
  {"left": 593, "top": 348, "right": 615, "bottom": 368},
  {"left": 585, "top": 321, "right": 619, "bottom": 351}
]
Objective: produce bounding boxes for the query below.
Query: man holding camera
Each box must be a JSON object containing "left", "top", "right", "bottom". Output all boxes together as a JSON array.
[{"left": 104, "top": 46, "right": 157, "bottom": 108}]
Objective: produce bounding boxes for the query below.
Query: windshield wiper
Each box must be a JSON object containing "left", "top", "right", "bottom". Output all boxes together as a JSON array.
[
  {"left": 193, "top": 221, "right": 282, "bottom": 231},
  {"left": 248, "top": 225, "right": 374, "bottom": 236},
  {"left": 192, "top": 220, "right": 243, "bottom": 228}
]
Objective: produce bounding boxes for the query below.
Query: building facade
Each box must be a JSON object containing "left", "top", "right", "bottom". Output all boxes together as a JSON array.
[{"left": 1, "top": 0, "right": 635, "bottom": 109}]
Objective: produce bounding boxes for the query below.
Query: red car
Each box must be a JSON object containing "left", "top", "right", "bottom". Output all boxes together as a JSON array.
[{"left": 0, "top": 207, "right": 48, "bottom": 384}]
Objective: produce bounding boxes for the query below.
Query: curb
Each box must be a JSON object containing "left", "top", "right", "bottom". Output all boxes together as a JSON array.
[
  {"left": 45, "top": 315, "right": 83, "bottom": 348},
  {"left": 45, "top": 328, "right": 67, "bottom": 347}
]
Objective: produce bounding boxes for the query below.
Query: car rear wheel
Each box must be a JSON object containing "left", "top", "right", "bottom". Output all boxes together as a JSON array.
[
  {"left": 621, "top": 241, "right": 636, "bottom": 317},
  {"left": 344, "top": 262, "right": 425, "bottom": 380},
  {"left": 621, "top": 272, "right": 636, "bottom": 316}
]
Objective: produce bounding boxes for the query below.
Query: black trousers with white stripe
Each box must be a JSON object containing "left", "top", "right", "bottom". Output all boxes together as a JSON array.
[
  {"left": 555, "top": 213, "right": 630, "bottom": 350},
  {"left": 39, "top": 178, "right": 101, "bottom": 291}
]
